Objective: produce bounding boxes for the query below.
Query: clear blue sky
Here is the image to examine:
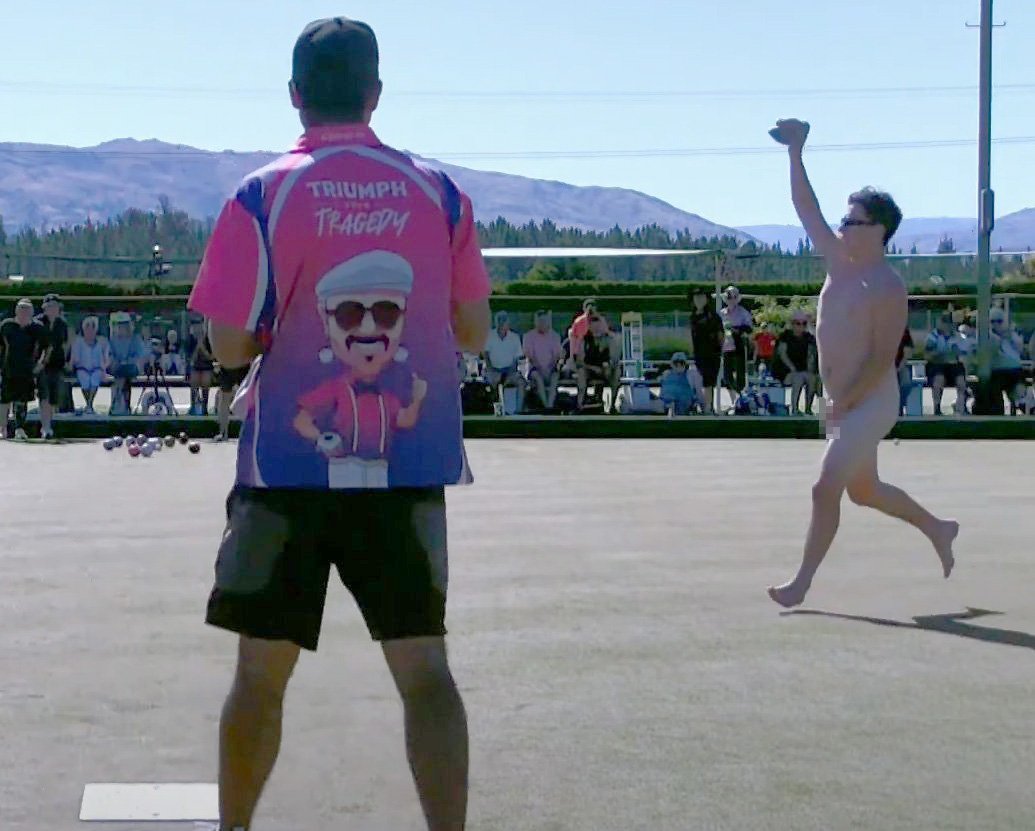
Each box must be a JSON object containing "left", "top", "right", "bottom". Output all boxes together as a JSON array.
[{"left": 4, "top": 0, "right": 1033, "bottom": 227}]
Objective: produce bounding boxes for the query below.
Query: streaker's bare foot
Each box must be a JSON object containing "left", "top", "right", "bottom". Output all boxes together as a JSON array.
[
  {"left": 767, "top": 577, "right": 812, "bottom": 608},
  {"left": 930, "top": 519, "right": 959, "bottom": 578}
]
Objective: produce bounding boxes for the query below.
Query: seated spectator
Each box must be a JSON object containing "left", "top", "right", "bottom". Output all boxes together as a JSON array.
[
  {"left": 522, "top": 310, "right": 564, "bottom": 411},
  {"left": 160, "top": 328, "right": 187, "bottom": 376},
  {"left": 924, "top": 314, "right": 966, "bottom": 415},
  {"left": 107, "top": 312, "right": 146, "bottom": 415},
  {"left": 70, "top": 316, "right": 110, "bottom": 415},
  {"left": 185, "top": 317, "right": 215, "bottom": 415},
  {"left": 772, "top": 312, "right": 817, "bottom": 415},
  {"left": 895, "top": 326, "right": 915, "bottom": 415},
  {"left": 953, "top": 323, "right": 978, "bottom": 373},
  {"left": 576, "top": 314, "right": 621, "bottom": 413},
  {"left": 990, "top": 309, "right": 1026, "bottom": 414},
  {"left": 660, "top": 352, "right": 698, "bottom": 415},
  {"left": 483, "top": 311, "right": 526, "bottom": 413}
]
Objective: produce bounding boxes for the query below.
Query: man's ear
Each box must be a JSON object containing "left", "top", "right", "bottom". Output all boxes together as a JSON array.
[{"left": 289, "top": 80, "right": 303, "bottom": 111}]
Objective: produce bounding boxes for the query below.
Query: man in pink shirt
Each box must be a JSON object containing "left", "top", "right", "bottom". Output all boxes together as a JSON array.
[
  {"left": 522, "top": 309, "right": 564, "bottom": 410},
  {"left": 567, "top": 297, "right": 597, "bottom": 363},
  {"left": 187, "top": 17, "right": 490, "bottom": 831}
]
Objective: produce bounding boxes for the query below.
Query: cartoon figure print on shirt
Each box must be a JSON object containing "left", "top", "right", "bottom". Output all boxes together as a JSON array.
[{"left": 293, "top": 250, "right": 427, "bottom": 489}]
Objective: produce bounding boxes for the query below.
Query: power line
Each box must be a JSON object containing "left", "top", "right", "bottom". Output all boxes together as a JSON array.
[
  {"left": 2, "top": 79, "right": 1035, "bottom": 101},
  {"left": 2, "top": 136, "right": 1034, "bottom": 162}
]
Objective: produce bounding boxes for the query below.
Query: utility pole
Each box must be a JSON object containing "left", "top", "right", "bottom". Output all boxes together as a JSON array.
[{"left": 969, "top": 0, "right": 1005, "bottom": 410}]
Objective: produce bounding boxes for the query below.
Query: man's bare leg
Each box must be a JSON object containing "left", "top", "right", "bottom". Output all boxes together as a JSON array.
[
  {"left": 39, "top": 400, "right": 54, "bottom": 435},
  {"left": 790, "top": 374, "right": 804, "bottom": 414},
  {"left": 383, "top": 637, "right": 468, "bottom": 831},
  {"left": 846, "top": 458, "right": 958, "bottom": 578},
  {"left": 0, "top": 403, "right": 9, "bottom": 438},
  {"left": 219, "top": 637, "right": 300, "bottom": 831},
  {"left": 932, "top": 375, "right": 945, "bottom": 415},
  {"left": 767, "top": 473, "right": 845, "bottom": 608}
]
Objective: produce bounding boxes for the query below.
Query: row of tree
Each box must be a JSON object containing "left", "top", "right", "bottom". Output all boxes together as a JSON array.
[{"left": 0, "top": 202, "right": 1030, "bottom": 287}]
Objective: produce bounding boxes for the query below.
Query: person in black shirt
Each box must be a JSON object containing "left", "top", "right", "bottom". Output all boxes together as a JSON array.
[
  {"left": 185, "top": 317, "right": 215, "bottom": 415},
  {"left": 35, "top": 293, "right": 69, "bottom": 439},
  {"left": 0, "top": 299, "right": 47, "bottom": 440},
  {"left": 773, "top": 312, "right": 818, "bottom": 414},
  {"left": 576, "top": 315, "right": 621, "bottom": 413},
  {"left": 688, "top": 287, "right": 723, "bottom": 413}
]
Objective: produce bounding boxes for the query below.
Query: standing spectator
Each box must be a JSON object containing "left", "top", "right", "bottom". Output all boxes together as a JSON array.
[
  {"left": 924, "top": 314, "right": 966, "bottom": 415},
  {"left": 185, "top": 317, "right": 215, "bottom": 415},
  {"left": 990, "top": 309, "right": 1026, "bottom": 414},
  {"left": 70, "top": 316, "right": 110, "bottom": 415},
  {"left": 0, "top": 299, "right": 47, "bottom": 440},
  {"left": 954, "top": 323, "right": 978, "bottom": 373},
  {"left": 214, "top": 362, "right": 250, "bottom": 441},
  {"left": 160, "top": 328, "right": 187, "bottom": 376},
  {"left": 577, "top": 314, "right": 621, "bottom": 413},
  {"left": 688, "top": 287, "right": 723, "bottom": 413},
  {"left": 660, "top": 352, "right": 697, "bottom": 415},
  {"left": 719, "top": 285, "right": 753, "bottom": 402},
  {"left": 772, "top": 312, "right": 818, "bottom": 415},
  {"left": 483, "top": 311, "right": 526, "bottom": 413},
  {"left": 753, "top": 323, "right": 778, "bottom": 375},
  {"left": 107, "top": 312, "right": 147, "bottom": 415},
  {"left": 34, "top": 293, "right": 69, "bottom": 439},
  {"left": 567, "top": 298, "right": 597, "bottom": 367},
  {"left": 522, "top": 310, "right": 563, "bottom": 411},
  {"left": 895, "top": 326, "right": 915, "bottom": 415}
]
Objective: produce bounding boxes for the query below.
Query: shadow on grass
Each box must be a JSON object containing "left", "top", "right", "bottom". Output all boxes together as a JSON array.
[{"left": 782, "top": 607, "right": 1035, "bottom": 650}]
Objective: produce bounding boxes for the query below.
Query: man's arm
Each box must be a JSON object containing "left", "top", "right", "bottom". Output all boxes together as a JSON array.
[
  {"left": 774, "top": 120, "right": 847, "bottom": 263},
  {"left": 453, "top": 299, "right": 491, "bottom": 355},
  {"left": 838, "top": 283, "right": 908, "bottom": 411},
  {"left": 777, "top": 341, "right": 796, "bottom": 373},
  {"left": 208, "top": 321, "right": 261, "bottom": 369}
]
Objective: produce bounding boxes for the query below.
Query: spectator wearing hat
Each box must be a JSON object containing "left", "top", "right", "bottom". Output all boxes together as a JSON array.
[
  {"left": 924, "top": 314, "right": 966, "bottom": 415},
  {"left": 34, "top": 293, "right": 70, "bottom": 436},
  {"left": 989, "top": 308, "right": 1026, "bottom": 414},
  {"left": 688, "top": 286, "right": 723, "bottom": 413},
  {"left": 483, "top": 311, "right": 526, "bottom": 412},
  {"left": 773, "top": 311, "right": 818, "bottom": 414},
  {"left": 70, "top": 315, "right": 110, "bottom": 414},
  {"left": 719, "top": 284, "right": 753, "bottom": 402},
  {"left": 185, "top": 317, "right": 215, "bottom": 415},
  {"left": 522, "top": 310, "right": 563, "bottom": 410},
  {"left": 0, "top": 299, "right": 47, "bottom": 439},
  {"left": 107, "top": 312, "right": 147, "bottom": 415},
  {"left": 660, "top": 352, "right": 698, "bottom": 415}
]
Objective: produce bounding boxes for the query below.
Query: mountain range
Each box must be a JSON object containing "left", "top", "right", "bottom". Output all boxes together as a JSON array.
[{"left": 1, "top": 138, "right": 1033, "bottom": 254}]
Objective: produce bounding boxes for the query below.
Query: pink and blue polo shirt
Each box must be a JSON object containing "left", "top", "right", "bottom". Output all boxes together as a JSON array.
[{"left": 188, "top": 124, "right": 491, "bottom": 489}]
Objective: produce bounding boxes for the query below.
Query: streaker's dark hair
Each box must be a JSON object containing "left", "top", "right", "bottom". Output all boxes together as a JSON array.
[{"left": 848, "top": 187, "right": 903, "bottom": 245}]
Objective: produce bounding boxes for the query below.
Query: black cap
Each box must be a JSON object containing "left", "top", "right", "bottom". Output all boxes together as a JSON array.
[{"left": 292, "top": 17, "right": 379, "bottom": 112}]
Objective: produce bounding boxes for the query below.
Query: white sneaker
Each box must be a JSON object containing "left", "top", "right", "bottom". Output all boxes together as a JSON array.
[
  {"left": 14, "top": 428, "right": 28, "bottom": 440},
  {"left": 41, "top": 429, "right": 55, "bottom": 441}
]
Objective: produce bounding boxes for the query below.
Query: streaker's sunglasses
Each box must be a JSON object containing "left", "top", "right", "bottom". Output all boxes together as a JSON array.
[
  {"left": 839, "top": 215, "right": 879, "bottom": 228},
  {"left": 327, "top": 300, "right": 404, "bottom": 331}
]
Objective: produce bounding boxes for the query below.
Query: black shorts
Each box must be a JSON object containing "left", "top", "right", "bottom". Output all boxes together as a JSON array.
[
  {"left": 217, "top": 365, "right": 249, "bottom": 393},
  {"left": 928, "top": 362, "right": 965, "bottom": 386},
  {"left": 36, "top": 368, "right": 64, "bottom": 403},
  {"left": 0, "top": 374, "right": 35, "bottom": 404},
  {"left": 206, "top": 485, "right": 448, "bottom": 651},
  {"left": 693, "top": 354, "right": 720, "bottom": 388}
]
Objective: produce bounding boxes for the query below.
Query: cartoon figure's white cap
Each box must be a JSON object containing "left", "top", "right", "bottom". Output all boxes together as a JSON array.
[{"left": 316, "top": 251, "right": 414, "bottom": 303}]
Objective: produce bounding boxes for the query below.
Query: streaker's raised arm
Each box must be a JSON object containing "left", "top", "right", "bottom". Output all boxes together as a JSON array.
[{"left": 771, "top": 119, "right": 846, "bottom": 263}]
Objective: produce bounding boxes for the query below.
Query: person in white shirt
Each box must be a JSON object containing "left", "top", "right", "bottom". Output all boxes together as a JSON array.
[{"left": 483, "top": 311, "right": 526, "bottom": 412}]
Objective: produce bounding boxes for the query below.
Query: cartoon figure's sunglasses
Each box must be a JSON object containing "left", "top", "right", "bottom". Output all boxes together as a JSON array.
[{"left": 326, "top": 300, "right": 404, "bottom": 331}]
